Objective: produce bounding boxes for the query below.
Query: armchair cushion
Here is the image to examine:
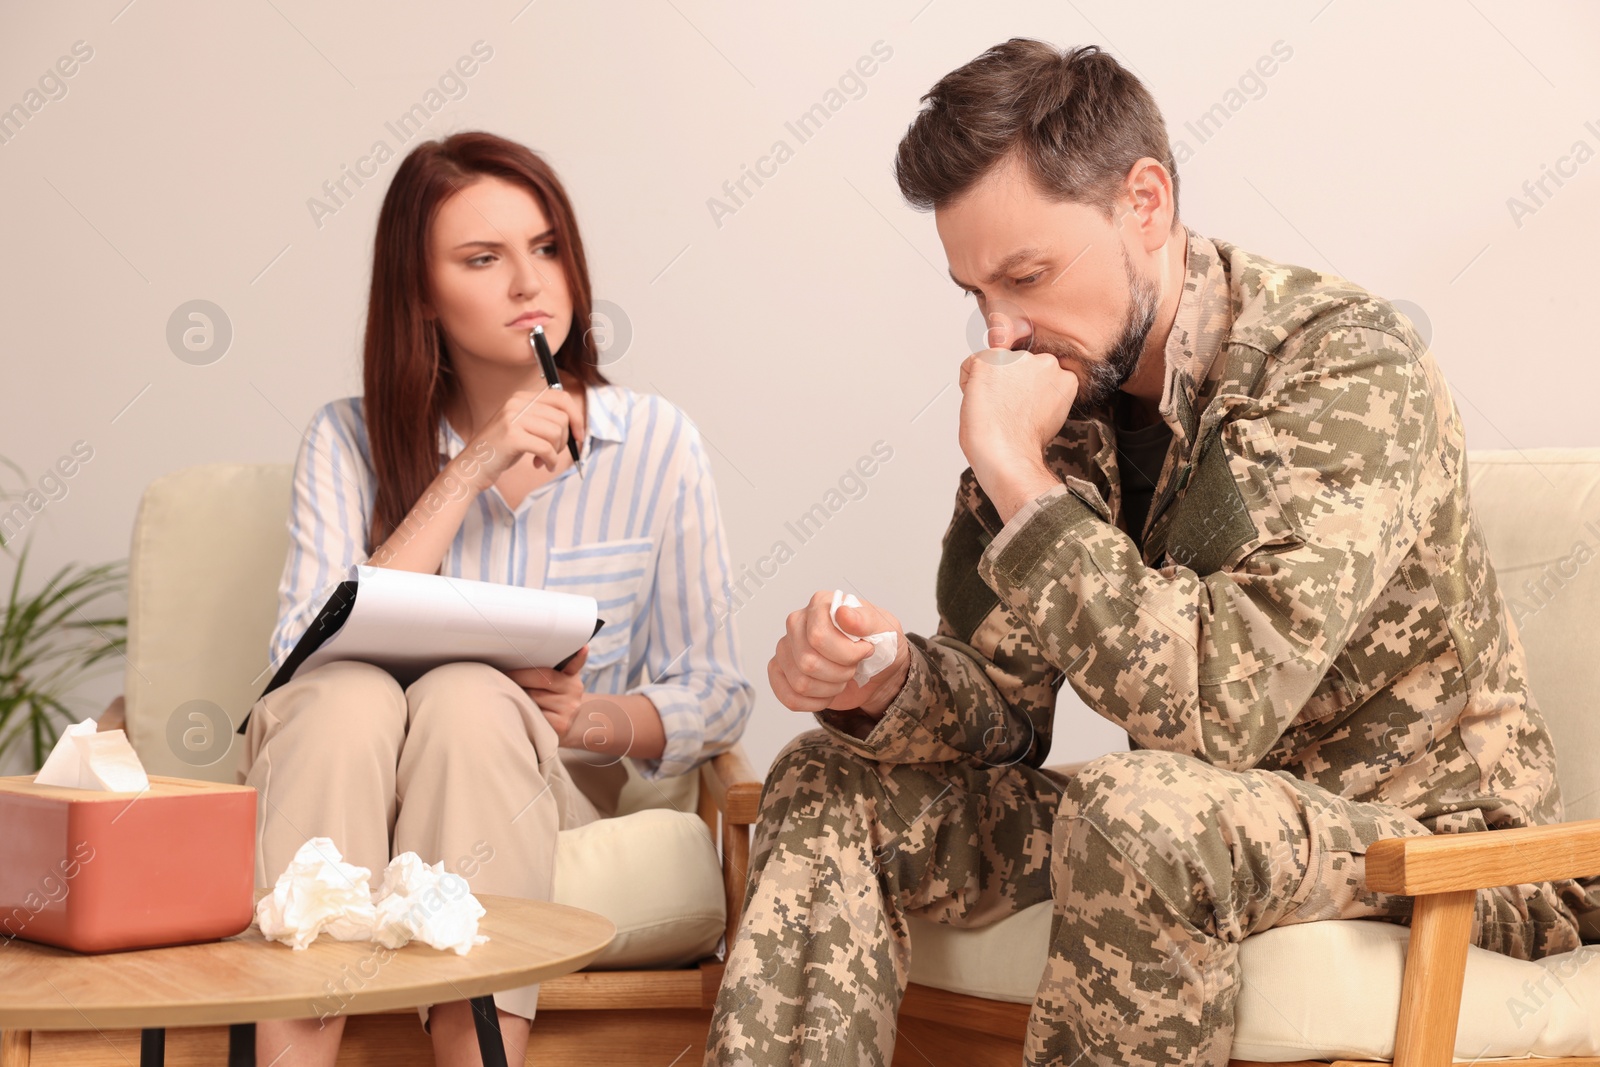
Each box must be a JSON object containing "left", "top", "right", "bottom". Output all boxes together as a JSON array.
[
  {"left": 554, "top": 808, "right": 725, "bottom": 969},
  {"left": 908, "top": 908, "right": 1600, "bottom": 1060},
  {"left": 1467, "top": 449, "right": 1600, "bottom": 827},
  {"left": 1231, "top": 920, "right": 1600, "bottom": 1062},
  {"left": 124, "top": 464, "right": 292, "bottom": 781}
]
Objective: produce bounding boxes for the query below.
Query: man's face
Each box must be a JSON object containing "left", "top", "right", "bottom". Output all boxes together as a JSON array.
[{"left": 936, "top": 153, "right": 1160, "bottom": 421}]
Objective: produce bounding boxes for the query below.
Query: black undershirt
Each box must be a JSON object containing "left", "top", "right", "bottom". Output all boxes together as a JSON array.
[{"left": 1112, "top": 394, "right": 1174, "bottom": 551}]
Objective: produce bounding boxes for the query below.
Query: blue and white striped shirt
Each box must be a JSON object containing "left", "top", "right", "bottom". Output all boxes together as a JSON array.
[{"left": 267, "top": 382, "right": 754, "bottom": 780}]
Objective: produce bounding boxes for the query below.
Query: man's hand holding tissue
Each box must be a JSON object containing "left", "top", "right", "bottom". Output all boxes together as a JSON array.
[
  {"left": 769, "top": 591, "right": 910, "bottom": 719},
  {"left": 957, "top": 317, "right": 1078, "bottom": 524}
]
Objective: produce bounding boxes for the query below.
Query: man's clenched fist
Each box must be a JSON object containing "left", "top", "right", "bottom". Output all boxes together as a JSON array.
[{"left": 768, "top": 591, "right": 910, "bottom": 718}]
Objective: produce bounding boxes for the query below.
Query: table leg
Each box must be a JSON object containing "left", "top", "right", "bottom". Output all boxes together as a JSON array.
[
  {"left": 468, "top": 994, "right": 509, "bottom": 1067},
  {"left": 228, "top": 1022, "right": 256, "bottom": 1066},
  {"left": 139, "top": 1028, "right": 164, "bottom": 1067}
]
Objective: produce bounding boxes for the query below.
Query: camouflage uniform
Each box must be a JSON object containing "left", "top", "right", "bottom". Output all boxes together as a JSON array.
[{"left": 703, "top": 228, "right": 1600, "bottom": 1067}]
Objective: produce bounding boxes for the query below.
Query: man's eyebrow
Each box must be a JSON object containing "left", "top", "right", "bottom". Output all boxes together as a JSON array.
[
  {"left": 452, "top": 228, "right": 556, "bottom": 251},
  {"left": 948, "top": 246, "right": 1047, "bottom": 290}
]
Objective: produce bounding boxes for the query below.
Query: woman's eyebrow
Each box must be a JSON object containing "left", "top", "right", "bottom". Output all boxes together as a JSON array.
[{"left": 452, "top": 229, "right": 556, "bottom": 251}]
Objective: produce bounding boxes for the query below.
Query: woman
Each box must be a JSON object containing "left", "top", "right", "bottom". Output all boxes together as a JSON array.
[{"left": 238, "top": 131, "right": 754, "bottom": 1066}]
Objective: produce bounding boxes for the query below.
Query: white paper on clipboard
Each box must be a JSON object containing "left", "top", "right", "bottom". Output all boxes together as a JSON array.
[{"left": 294, "top": 564, "right": 601, "bottom": 689}]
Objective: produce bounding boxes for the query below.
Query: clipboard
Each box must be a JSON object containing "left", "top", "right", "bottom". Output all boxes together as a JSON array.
[{"left": 238, "top": 569, "right": 604, "bottom": 735}]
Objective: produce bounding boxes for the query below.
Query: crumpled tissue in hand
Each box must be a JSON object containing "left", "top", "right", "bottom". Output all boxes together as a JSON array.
[
  {"left": 255, "top": 838, "right": 489, "bottom": 955},
  {"left": 829, "top": 589, "right": 899, "bottom": 687}
]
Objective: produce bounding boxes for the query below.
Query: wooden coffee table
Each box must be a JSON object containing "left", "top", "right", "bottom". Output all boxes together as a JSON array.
[{"left": 0, "top": 888, "right": 615, "bottom": 1067}]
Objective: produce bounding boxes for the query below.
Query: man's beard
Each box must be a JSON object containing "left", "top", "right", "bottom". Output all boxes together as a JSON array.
[{"left": 1032, "top": 248, "right": 1159, "bottom": 422}]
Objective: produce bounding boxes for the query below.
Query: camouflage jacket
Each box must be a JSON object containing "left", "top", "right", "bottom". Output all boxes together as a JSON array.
[{"left": 820, "top": 227, "right": 1567, "bottom": 837}]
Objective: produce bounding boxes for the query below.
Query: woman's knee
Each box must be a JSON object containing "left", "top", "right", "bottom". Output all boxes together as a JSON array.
[
  {"left": 403, "top": 661, "right": 541, "bottom": 761},
  {"left": 406, "top": 661, "right": 523, "bottom": 717},
  {"left": 260, "top": 660, "right": 407, "bottom": 748}
]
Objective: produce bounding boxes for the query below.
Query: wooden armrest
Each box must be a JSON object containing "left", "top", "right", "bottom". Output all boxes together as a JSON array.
[
  {"left": 700, "top": 745, "right": 762, "bottom": 953},
  {"left": 1366, "top": 817, "right": 1600, "bottom": 895},
  {"left": 1365, "top": 817, "right": 1600, "bottom": 1067},
  {"left": 699, "top": 745, "right": 762, "bottom": 826}
]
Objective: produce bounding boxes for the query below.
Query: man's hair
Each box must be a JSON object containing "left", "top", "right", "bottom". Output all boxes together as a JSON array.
[{"left": 894, "top": 39, "right": 1178, "bottom": 223}]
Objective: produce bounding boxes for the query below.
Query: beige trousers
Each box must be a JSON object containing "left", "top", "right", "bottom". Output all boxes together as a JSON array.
[{"left": 238, "top": 659, "right": 625, "bottom": 1031}]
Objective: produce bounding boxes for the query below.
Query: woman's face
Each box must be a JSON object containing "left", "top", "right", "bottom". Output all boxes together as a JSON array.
[{"left": 425, "top": 174, "right": 574, "bottom": 372}]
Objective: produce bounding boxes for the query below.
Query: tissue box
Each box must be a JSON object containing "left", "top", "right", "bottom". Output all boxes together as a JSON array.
[{"left": 0, "top": 773, "right": 255, "bottom": 953}]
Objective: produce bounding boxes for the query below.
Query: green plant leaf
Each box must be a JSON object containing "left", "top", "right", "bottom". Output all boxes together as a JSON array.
[{"left": 0, "top": 516, "right": 129, "bottom": 771}]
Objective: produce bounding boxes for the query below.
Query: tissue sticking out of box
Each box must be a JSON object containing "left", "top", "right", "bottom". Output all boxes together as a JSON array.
[
  {"left": 256, "top": 837, "right": 489, "bottom": 955},
  {"left": 32, "top": 717, "right": 151, "bottom": 792}
]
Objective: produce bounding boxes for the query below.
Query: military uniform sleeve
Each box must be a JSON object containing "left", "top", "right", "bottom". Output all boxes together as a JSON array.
[
  {"left": 976, "top": 325, "right": 1444, "bottom": 771},
  {"left": 815, "top": 479, "right": 1065, "bottom": 768}
]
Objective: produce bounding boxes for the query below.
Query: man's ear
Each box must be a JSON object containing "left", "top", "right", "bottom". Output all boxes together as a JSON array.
[{"left": 1119, "top": 156, "right": 1177, "bottom": 254}]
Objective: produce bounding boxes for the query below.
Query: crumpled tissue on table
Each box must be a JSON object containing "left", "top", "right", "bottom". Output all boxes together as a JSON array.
[
  {"left": 254, "top": 837, "right": 490, "bottom": 955},
  {"left": 829, "top": 589, "right": 899, "bottom": 687},
  {"left": 32, "top": 717, "right": 150, "bottom": 792}
]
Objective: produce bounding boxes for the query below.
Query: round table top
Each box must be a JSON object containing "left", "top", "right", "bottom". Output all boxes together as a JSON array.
[{"left": 0, "top": 890, "right": 616, "bottom": 1030}]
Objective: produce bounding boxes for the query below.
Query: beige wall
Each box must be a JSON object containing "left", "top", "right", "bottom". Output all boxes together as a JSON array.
[{"left": 2, "top": 0, "right": 1597, "bottom": 777}]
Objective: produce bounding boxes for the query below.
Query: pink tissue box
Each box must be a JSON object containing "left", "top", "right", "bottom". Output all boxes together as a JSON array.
[{"left": 0, "top": 774, "right": 255, "bottom": 953}]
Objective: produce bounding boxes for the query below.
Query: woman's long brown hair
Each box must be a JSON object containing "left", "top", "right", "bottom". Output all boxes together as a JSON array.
[{"left": 361, "top": 131, "right": 611, "bottom": 558}]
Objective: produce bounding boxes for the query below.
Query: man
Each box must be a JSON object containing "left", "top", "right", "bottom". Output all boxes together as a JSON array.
[{"left": 704, "top": 39, "right": 1598, "bottom": 1067}]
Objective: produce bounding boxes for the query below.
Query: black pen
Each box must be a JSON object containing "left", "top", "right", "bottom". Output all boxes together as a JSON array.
[{"left": 531, "top": 324, "right": 584, "bottom": 478}]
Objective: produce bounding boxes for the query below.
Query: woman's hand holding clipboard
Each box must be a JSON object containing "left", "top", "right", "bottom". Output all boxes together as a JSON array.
[{"left": 508, "top": 645, "right": 590, "bottom": 739}]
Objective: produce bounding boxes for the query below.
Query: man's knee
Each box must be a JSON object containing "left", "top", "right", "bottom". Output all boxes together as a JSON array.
[
  {"left": 770, "top": 727, "right": 872, "bottom": 771},
  {"left": 763, "top": 729, "right": 880, "bottom": 806},
  {"left": 1061, "top": 749, "right": 1212, "bottom": 819},
  {"left": 1056, "top": 750, "right": 1315, "bottom": 933},
  {"left": 1055, "top": 749, "right": 1227, "bottom": 877},
  {"left": 760, "top": 730, "right": 974, "bottom": 848}
]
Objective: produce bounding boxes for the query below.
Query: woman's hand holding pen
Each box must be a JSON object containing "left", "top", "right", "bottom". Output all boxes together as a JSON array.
[
  {"left": 506, "top": 646, "right": 589, "bottom": 738},
  {"left": 456, "top": 387, "right": 587, "bottom": 489}
]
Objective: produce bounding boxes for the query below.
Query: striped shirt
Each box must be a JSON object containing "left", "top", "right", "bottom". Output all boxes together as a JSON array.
[{"left": 266, "top": 382, "right": 754, "bottom": 780}]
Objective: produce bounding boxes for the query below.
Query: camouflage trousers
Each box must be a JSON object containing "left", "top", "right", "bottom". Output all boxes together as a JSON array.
[{"left": 703, "top": 730, "right": 1583, "bottom": 1066}]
